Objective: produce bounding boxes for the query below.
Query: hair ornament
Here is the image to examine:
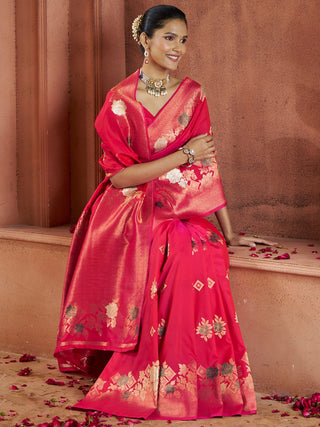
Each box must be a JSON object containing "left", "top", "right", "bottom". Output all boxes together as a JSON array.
[{"left": 132, "top": 15, "right": 143, "bottom": 44}]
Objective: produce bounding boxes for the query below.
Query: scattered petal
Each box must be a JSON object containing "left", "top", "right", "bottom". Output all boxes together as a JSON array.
[
  {"left": 250, "top": 253, "right": 259, "bottom": 258},
  {"left": 249, "top": 247, "right": 256, "bottom": 251},
  {"left": 312, "top": 250, "right": 318, "bottom": 254},
  {"left": 272, "top": 409, "right": 280, "bottom": 413},
  {"left": 10, "top": 385, "right": 19, "bottom": 390},
  {"left": 69, "top": 225, "right": 76, "bottom": 234},
  {"left": 19, "top": 353, "right": 36, "bottom": 362},
  {"left": 18, "top": 367, "right": 32, "bottom": 376},
  {"left": 308, "top": 244, "right": 314, "bottom": 247},
  {"left": 238, "top": 232, "right": 245, "bottom": 235},
  {"left": 274, "top": 253, "right": 290, "bottom": 260},
  {"left": 228, "top": 250, "right": 234, "bottom": 254},
  {"left": 281, "top": 412, "right": 290, "bottom": 417},
  {"left": 46, "top": 378, "right": 65, "bottom": 386}
]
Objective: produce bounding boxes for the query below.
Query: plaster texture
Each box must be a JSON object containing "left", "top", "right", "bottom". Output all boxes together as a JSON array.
[{"left": 125, "top": 0, "right": 320, "bottom": 239}]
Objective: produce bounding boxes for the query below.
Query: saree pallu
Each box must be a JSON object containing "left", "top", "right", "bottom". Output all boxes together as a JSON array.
[{"left": 54, "top": 70, "right": 257, "bottom": 419}]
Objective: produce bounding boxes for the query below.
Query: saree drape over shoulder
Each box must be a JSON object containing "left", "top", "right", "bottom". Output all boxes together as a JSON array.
[{"left": 54, "top": 71, "right": 257, "bottom": 420}]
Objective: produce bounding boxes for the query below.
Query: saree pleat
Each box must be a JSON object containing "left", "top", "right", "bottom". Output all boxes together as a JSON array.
[{"left": 74, "top": 218, "right": 256, "bottom": 419}]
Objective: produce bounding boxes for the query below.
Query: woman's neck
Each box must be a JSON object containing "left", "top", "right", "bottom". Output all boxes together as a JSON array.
[{"left": 141, "top": 63, "right": 169, "bottom": 80}]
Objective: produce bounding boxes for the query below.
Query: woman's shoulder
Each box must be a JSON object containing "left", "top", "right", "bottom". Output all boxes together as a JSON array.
[
  {"left": 177, "top": 76, "right": 206, "bottom": 101},
  {"left": 106, "top": 70, "right": 139, "bottom": 100}
]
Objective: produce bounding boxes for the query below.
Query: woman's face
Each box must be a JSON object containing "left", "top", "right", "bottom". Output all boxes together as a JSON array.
[{"left": 143, "top": 19, "right": 188, "bottom": 73}]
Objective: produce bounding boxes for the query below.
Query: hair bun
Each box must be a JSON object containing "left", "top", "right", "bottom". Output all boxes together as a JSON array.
[{"left": 132, "top": 15, "right": 143, "bottom": 45}]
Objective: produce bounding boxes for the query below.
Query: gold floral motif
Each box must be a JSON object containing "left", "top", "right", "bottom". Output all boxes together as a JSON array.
[
  {"left": 150, "top": 279, "right": 158, "bottom": 299},
  {"left": 105, "top": 301, "right": 118, "bottom": 328},
  {"left": 111, "top": 99, "right": 127, "bottom": 116},
  {"left": 65, "top": 305, "right": 77, "bottom": 318},
  {"left": 165, "top": 168, "right": 187, "bottom": 188},
  {"left": 122, "top": 186, "right": 138, "bottom": 197},
  {"left": 196, "top": 318, "right": 213, "bottom": 341},
  {"left": 235, "top": 312, "right": 239, "bottom": 323},
  {"left": 158, "top": 319, "right": 166, "bottom": 338},
  {"left": 154, "top": 136, "right": 168, "bottom": 152},
  {"left": 213, "top": 314, "right": 227, "bottom": 338}
]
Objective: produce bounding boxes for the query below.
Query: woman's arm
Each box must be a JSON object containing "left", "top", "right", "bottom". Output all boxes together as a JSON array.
[
  {"left": 215, "top": 206, "right": 277, "bottom": 247},
  {"left": 110, "top": 134, "right": 215, "bottom": 188}
]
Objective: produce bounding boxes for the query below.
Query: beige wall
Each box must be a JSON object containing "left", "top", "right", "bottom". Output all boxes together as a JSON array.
[
  {"left": 0, "top": 0, "right": 319, "bottom": 237},
  {"left": 0, "top": 2, "right": 19, "bottom": 225},
  {"left": 126, "top": 0, "right": 320, "bottom": 239}
]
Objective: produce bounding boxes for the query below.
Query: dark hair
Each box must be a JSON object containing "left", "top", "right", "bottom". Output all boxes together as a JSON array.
[{"left": 138, "top": 5, "right": 187, "bottom": 53}]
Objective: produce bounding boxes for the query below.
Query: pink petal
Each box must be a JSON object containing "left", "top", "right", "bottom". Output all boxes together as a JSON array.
[
  {"left": 291, "top": 250, "right": 297, "bottom": 254},
  {"left": 264, "top": 254, "right": 272, "bottom": 258},
  {"left": 10, "top": 385, "right": 19, "bottom": 390},
  {"left": 250, "top": 253, "right": 259, "bottom": 258},
  {"left": 249, "top": 247, "right": 256, "bottom": 251},
  {"left": 281, "top": 412, "right": 290, "bottom": 417},
  {"left": 228, "top": 250, "right": 234, "bottom": 254},
  {"left": 312, "top": 250, "right": 318, "bottom": 254},
  {"left": 272, "top": 409, "right": 279, "bottom": 413}
]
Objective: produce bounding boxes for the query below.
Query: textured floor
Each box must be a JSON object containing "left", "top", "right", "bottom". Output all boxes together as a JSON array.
[{"left": 0, "top": 352, "right": 319, "bottom": 427}]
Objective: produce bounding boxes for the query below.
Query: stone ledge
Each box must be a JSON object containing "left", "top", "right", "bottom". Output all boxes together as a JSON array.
[
  {"left": 0, "top": 225, "right": 72, "bottom": 247},
  {"left": 229, "top": 236, "right": 320, "bottom": 278},
  {"left": 0, "top": 226, "right": 319, "bottom": 277}
]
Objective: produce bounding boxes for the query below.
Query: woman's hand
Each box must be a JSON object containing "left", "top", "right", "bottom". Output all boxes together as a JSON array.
[
  {"left": 227, "top": 233, "right": 278, "bottom": 248},
  {"left": 184, "top": 134, "right": 216, "bottom": 162}
]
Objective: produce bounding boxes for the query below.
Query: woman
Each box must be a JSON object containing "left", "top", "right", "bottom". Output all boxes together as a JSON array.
[{"left": 55, "top": 5, "right": 272, "bottom": 420}]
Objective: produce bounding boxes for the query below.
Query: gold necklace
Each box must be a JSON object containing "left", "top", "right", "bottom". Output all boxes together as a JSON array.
[{"left": 139, "top": 69, "right": 170, "bottom": 97}]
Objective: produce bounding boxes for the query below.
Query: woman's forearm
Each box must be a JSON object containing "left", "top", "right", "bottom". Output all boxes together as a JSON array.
[
  {"left": 214, "top": 206, "right": 234, "bottom": 244},
  {"left": 110, "top": 150, "right": 187, "bottom": 188},
  {"left": 110, "top": 133, "right": 216, "bottom": 188}
]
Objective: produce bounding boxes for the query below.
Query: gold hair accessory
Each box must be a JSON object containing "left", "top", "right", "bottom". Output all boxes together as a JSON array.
[
  {"left": 132, "top": 15, "right": 143, "bottom": 45},
  {"left": 139, "top": 69, "right": 170, "bottom": 97}
]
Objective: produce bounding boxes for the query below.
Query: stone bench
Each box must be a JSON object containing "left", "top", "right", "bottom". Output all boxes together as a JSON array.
[{"left": 0, "top": 227, "right": 319, "bottom": 395}]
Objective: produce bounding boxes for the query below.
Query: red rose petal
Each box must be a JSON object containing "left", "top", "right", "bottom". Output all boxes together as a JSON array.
[
  {"left": 238, "top": 232, "right": 245, "bottom": 235},
  {"left": 281, "top": 412, "right": 290, "bottom": 417},
  {"left": 274, "top": 253, "right": 290, "bottom": 260},
  {"left": 10, "top": 385, "right": 19, "bottom": 390},
  {"left": 19, "top": 354, "right": 36, "bottom": 362},
  {"left": 18, "top": 367, "right": 32, "bottom": 376},
  {"left": 250, "top": 253, "right": 259, "bottom": 257},
  {"left": 272, "top": 409, "right": 279, "bottom": 413},
  {"left": 249, "top": 247, "right": 256, "bottom": 251},
  {"left": 46, "top": 378, "right": 65, "bottom": 386},
  {"left": 312, "top": 250, "right": 318, "bottom": 254},
  {"left": 308, "top": 244, "right": 314, "bottom": 247}
]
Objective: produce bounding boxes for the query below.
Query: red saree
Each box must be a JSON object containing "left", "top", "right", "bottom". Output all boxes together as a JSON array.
[{"left": 54, "top": 70, "right": 257, "bottom": 419}]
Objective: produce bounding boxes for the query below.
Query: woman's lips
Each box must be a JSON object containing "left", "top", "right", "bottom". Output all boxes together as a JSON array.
[{"left": 166, "top": 54, "right": 180, "bottom": 62}]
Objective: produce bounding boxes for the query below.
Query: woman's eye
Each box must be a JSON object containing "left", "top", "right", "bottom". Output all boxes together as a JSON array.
[
  {"left": 180, "top": 38, "right": 187, "bottom": 44},
  {"left": 165, "top": 36, "right": 174, "bottom": 41}
]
